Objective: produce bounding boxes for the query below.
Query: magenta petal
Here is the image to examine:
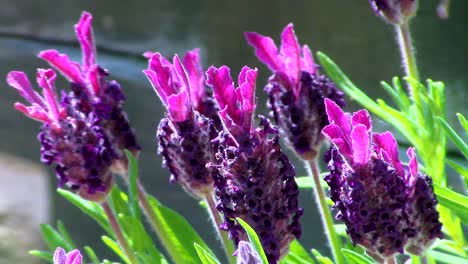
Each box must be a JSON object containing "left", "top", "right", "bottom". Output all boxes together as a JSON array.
[
  {"left": 172, "top": 55, "right": 191, "bottom": 96},
  {"left": 280, "top": 23, "right": 301, "bottom": 92},
  {"left": 143, "top": 51, "right": 154, "bottom": 59},
  {"left": 183, "top": 48, "right": 205, "bottom": 107},
  {"left": 6, "top": 71, "right": 46, "bottom": 108},
  {"left": 206, "top": 65, "right": 235, "bottom": 113},
  {"left": 53, "top": 247, "right": 66, "bottom": 264},
  {"left": 237, "top": 66, "right": 257, "bottom": 128},
  {"left": 65, "top": 250, "right": 82, "bottom": 264},
  {"left": 74, "top": 11, "right": 96, "bottom": 72},
  {"left": 324, "top": 98, "right": 351, "bottom": 135},
  {"left": 86, "top": 65, "right": 101, "bottom": 95},
  {"left": 14, "top": 103, "right": 52, "bottom": 124},
  {"left": 38, "top": 50, "right": 85, "bottom": 85},
  {"left": 373, "top": 132, "right": 403, "bottom": 175},
  {"left": 322, "top": 124, "right": 352, "bottom": 158},
  {"left": 145, "top": 52, "right": 175, "bottom": 104},
  {"left": 300, "top": 45, "right": 316, "bottom": 74},
  {"left": 351, "top": 109, "right": 372, "bottom": 131},
  {"left": 351, "top": 124, "right": 370, "bottom": 165},
  {"left": 167, "top": 91, "right": 190, "bottom": 122},
  {"left": 406, "top": 147, "right": 418, "bottom": 187},
  {"left": 36, "top": 69, "right": 60, "bottom": 123},
  {"left": 245, "top": 31, "right": 282, "bottom": 72}
]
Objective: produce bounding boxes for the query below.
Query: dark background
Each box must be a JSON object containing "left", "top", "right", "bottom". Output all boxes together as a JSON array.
[{"left": 0, "top": 0, "right": 466, "bottom": 262}]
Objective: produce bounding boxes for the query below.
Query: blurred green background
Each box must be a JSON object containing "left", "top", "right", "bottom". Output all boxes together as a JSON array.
[{"left": 0, "top": 0, "right": 466, "bottom": 262}]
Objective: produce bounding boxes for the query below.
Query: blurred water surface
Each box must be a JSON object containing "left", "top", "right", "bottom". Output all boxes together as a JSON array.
[{"left": 0, "top": 0, "right": 466, "bottom": 262}]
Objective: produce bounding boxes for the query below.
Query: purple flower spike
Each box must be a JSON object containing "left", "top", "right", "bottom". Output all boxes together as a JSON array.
[
  {"left": 39, "top": 12, "right": 140, "bottom": 166},
  {"left": 7, "top": 69, "right": 115, "bottom": 202},
  {"left": 53, "top": 247, "right": 82, "bottom": 264},
  {"left": 207, "top": 66, "right": 302, "bottom": 263},
  {"left": 245, "top": 24, "right": 345, "bottom": 160},
  {"left": 369, "top": 0, "right": 418, "bottom": 24},
  {"left": 322, "top": 99, "right": 442, "bottom": 261},
  {"left": 145, "top": 51, "right": 220, "bottom": 198}
]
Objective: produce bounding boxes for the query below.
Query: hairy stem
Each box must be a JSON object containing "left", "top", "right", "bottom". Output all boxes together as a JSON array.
[
  {"left": 205, "top": 192, "right": 236, "bottom": 263},
  {"left": 395, "top": 22, "right": 420, "bottom": 92},
  {"left": 306, "top": 159, "right": 344, "bottom": 264},
  {"left": 102, "top": 200, "right": 138, "bottom": 264}
]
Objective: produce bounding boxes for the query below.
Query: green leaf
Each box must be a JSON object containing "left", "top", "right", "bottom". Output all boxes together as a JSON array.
[
  {"left": 433, "top": 184, "right": 468, "bottom": 224},
  {"left": 40, "top": 224, "right": 66, "bottom": 251},
  {"left": 57, "top": 220, "right": 76, "bottom": 250},
  {"left": 194, "top": 243, "right": 221, "bottom": 264},
  {"left": 102, "top": 235, "right": 129, "bottom": 264},
  {"left": 446, "top": 159, "right": 468, "bottom": 188},
  {"left": 457, "top": 113, "right": 468, "bottom": 136},
  {"left": 311, "top": 249, "right": 333, "bottom": 264},
  {"left": 428, "top": 250, "right": 468, "bottom": 264},
  {"left": 29, "top": 250, "right": 53, "bottom": 263},
  {"left": 236, "top": 218, "right": 269, "bottom": 264},
  {"left": 296, "top": 176, "right": 314, "bottom": 189},
  {"left": 58, "top": 189, "right": 112, "bottom": 235},
  {"left": 84, "top": 246, "right": 101, "bottom": 264},
  {"left": 334, "top": 224, "right": 348, "bottom": 237},
  {"left": 125, "top": 150, "right": 142, "bottom": 220},
  {"left": 341, "top": 249, "right": 374, "bottom": 264},
  {"left": 437, "top": 117, "right": 468, "bottom": 158},
  {"left": 146, "top": 195, "right": 210, "bottom": 264},
  {"left": 281, "top": 240, "right": 315, "bottom": 264},
  {"left": 434, "top": 239, "right": 467, "bottom": 257}
]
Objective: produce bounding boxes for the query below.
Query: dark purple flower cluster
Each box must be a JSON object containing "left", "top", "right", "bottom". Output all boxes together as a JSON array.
[
  {"left": 38, "top": 12, "right": 140, "bottom": 168},
  {"left": 144, "top": 50, "right": 219, "bottom": 198},
  {"left": 245, "top": 24, "right": 345, "bottom": 160},
  {"left": 7, "top": 69, "right": 115, "bottom": 202},
  {"left": 369, "top": 0, "right": 418, "bottom": 24},
  {"left": 206, "top": 66, "right": 302, "bottom": 264},
  {"left": 6, "top": 12, "right": 139, "bottom": 200},
  {"left": 322, "top": 99, "right": 442, "bottom": 261}
]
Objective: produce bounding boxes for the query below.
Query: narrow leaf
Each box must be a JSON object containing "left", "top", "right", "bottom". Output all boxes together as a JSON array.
[
  {"left": 29, "top": 250, "right": 53, "bottom": 263},
  {"left": 437, "top": 116, "right": 468, "bottom": 158},
  {"left": 40, "top": 224, "right": 66, "bottom": 251},
  {"left": 102, "top": 235, "right": 129, "bottom": 264},
  {"left": 282, "top": 240, "right": 315, "bottom": 264},
  {"left": 341, "top": 249, "right": 374, "bottom": 264},
  {"left": 125, "top": 150, "right": 141, "bottom": 220},
  {"left": 311, "top": 249, "right": 333, "bottom": 264},
  {"left": 428, "top": 250, "right": 468, "bottom": 264},
  {"left": 57, "top": 220, "right": 76, "bottom": 250},
  {"left": 84, "top": 246, "right": 101, "bottom": 264},
  {"left": 434, "top": 184, "right": 468, "bottom": 224},
  {"left": 457, "top": 113, "right": 468, "bottom": 136},
  {"left": 194, "top": 243, "right": 221, "bottom": 264},
  {"left": 236, "top": 218, "right": 269, "bottom": 264}
]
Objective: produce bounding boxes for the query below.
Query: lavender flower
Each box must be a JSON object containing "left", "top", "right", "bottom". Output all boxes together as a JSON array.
[
  {"left": 206, "top": 65, "right": 302, "bottom": 263},
  {"left": 245, "top": 24, "right": 344, "bottom": 160},
  {"left": 38, "top": 12, "right": 140, "bottom": 169},
  {"left": 53, "top": 247, "right": 82, "bottom": 264},
  {"left": 144, "top": 51, "right": 218, "bottom": 198},
  {"left": 7, "top": 69, "right": 115, "bottom": 202},
  {"left": 369, "top": 0, "right": 418, "bottom": 24},
  {"left": 322, "top": 99, "right": 442, "bottom": 261}
]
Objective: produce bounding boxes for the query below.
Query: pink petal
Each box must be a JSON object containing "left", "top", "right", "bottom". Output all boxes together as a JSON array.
[
  {"left": 237, "top": 66, "right": 257, "bottom": 129},
  {"left": 14, "top": 103, "right": 52, "bottom": 124},
  {"left": 172, "top": 55, "right": 191, "bottom": 97},
  {"left": 36, "top": 69, "right": 61, "bottom": 123},
  {"left": 300, "top": 45, "right": 316, "bottom": 74},
  {"left": 351, "top": 109, "right": 372, "bottom": 131},
  {"left": 167, "top": 90, "right": 190, "bottom": 122},
  {"left": 372, "top": 132, "right": 403, "bottom": 175},
  {"left": 38, "top": 50, "right": 85, "bottom": 85},
  {"left": 244, "top": 32, "right": 282, "bottom": 72},
  {"left": 351, "top": 124, "right": 370, "bottom": 165},
  {"left": 74, "top": 11, "right": 96, "bottom": 73},
  {"left": 143, "top": 51, "right": 154, "bottom": 59},
  {"left": 322, "top": 124, "right": 352, "bottom": 158},
  {"left": 53, "top": 247, "right": 66, "bottom": 264},
  {"left": 183, "top": 48, "right": 205, "bottom": 108},
  {"left": 280, "top": 23, "right": 301, "bottom": 92},
  {"left": 406, "top": 147, "right": 418, "bottom": 188},
  {"left": 86, "top": 65, "right": 101, "bottom": 95},
  {"left": 324, "top": 98, "right": 351, "bottom": 136},
  {"left": 145, "top": 52, "right": 176, "bottom": 104},
  {"left": 206, "top": 65, "right": 235, "bottom": 113},
  {"left": 6, "top": 71, "right": 45, "bottom": 108},
  {"left": 65, "top": 249, "right": 82, "bottom": 264}
]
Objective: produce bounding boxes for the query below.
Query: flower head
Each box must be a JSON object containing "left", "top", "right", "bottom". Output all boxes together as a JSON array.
[
  {"left": 322, "top": 99, "right": 442, "bottom": 261},
  {"left": 207, "top": 66, "right": 302, "bottom": 263},
  {"left": 145, "top": 51, "right": 219, "bottom": 198},
  {"left": 7, "top": 70, "right": 115, "bottom": 202},
  {"left": 38, "top": 12, "right": 140, "bottom": 166},
  {"left": 369, "top": 0, "right": 418, "bottom": 24},
  {"left": 53, "top": 247, "right": 82, "bottom": 264},
  {"left": 245, "top": 24, "right": 344, "bottom": 160}
]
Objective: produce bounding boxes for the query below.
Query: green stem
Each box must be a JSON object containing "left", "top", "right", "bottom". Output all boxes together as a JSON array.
[
  {"left": 102, "top": 200, "right": 138, "bottom": 264},
  {"left": 136, "top": 182, "right": 185, "bottom": 264},
  {"left": 306, "top": 159, "right": 344, "bottom": 264},
  {"left": 396, "top": 22, "right": 420, "bottom": 82},
  {"left": 205, "top": 192, "right": 236, "bottom": 264}
]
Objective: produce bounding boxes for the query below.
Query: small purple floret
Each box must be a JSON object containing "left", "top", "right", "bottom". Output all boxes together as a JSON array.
[
  {"left": 207, "top": 66, "right": 302, "bottom": 263},
  {"left": 53, "top": 247, "right": 82, "bottom": 264},
  {"left": 245, "top": 24, "right": 344, "bottom": 160},
  {"left": 322, "top": 99, "right": 443, "bottom": 260}
]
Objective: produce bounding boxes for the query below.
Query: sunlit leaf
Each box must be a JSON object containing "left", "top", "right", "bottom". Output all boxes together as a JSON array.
[
  {"left": 194, "top": 243, "right": 221, "bottom": 264},
  {"left": 237, "top": 218, "right": 269, "bottom": 264},
  {"left": 341, "top": 249, "right": 374, "bottom": 264}
]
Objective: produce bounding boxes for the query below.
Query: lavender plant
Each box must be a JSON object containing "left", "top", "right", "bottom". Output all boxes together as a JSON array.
[{"left": 3, "top": 2, "right": 467, "bottom": 264}]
